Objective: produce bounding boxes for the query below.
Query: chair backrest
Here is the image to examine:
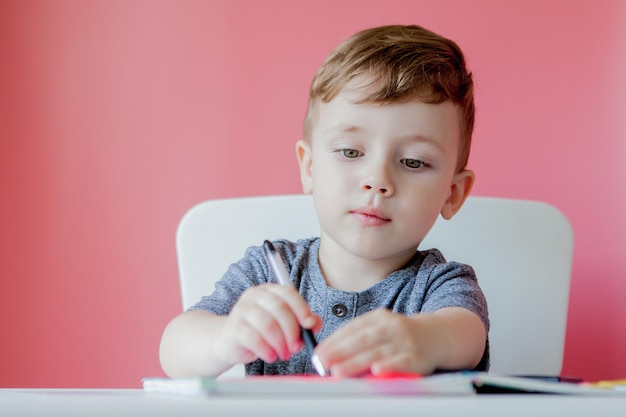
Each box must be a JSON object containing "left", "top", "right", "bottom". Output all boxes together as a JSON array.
[{"left": 176, "top": 194, "right": 574, "bottom": 377}]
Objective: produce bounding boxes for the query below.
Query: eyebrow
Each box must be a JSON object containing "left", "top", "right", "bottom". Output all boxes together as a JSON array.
[
  {"left": 400, "top": 134, "right": 447, "bottom": 156},
  {"left": 321, "top": 123, "right": 448, "bottom": 154},
  {"left": 327, "top": 124, "right": 441, "bottom": 144},
  {"left": 322, "top": 124, "right": 364, "bottom": 135}
]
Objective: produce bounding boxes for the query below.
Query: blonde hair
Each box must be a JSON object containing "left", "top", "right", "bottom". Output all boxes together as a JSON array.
[{"left": 304, "top": 25, "right": 475, "bottom": 171}]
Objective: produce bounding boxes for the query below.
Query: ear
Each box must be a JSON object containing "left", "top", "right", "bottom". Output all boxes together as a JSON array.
[
  {"left": 441, "top": 169, "right": 475, "bottom": 220},
  {"left": 295, "top": 140, "right": 313, "bottom": 194}
]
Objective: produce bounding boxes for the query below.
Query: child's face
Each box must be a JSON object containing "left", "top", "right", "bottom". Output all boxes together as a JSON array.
[{"left": 296, "top": 88, "right": 474, "bottom": 263}]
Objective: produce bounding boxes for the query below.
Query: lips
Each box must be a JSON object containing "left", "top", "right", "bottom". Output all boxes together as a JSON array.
[{"left": 350, "top": 207, "right": 391, "bottom": 226}]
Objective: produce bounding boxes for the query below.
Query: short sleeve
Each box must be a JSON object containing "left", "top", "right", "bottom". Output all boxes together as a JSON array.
[
  {"left": 186, "top": 245, "right": 271, "bottom": 315},
  {"left": 419, "top": 254, "right": 490, "bottom": 371},
  {"left": 420, "top": 259, "right": 489, "bottom": 332}
]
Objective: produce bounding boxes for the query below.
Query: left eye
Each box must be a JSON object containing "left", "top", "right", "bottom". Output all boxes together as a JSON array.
[
  {"left": 401, "top": 159, "right": 425, "bottom": 169},
  {"left": 340, "top": 149, "right": 362, "bottom": 158}
]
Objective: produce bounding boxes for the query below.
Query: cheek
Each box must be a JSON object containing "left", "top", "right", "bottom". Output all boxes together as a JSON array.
[
  {"left": 402, "top": 181, "right": 450, "bottom": 216},
  {"left": 311, "top": 159, "right": 343, "bottom": 186}
]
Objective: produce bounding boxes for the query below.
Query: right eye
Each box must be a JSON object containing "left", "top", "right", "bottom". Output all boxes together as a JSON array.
[{"left": 339, "top": 149, "right": 362, "bottom": 159}]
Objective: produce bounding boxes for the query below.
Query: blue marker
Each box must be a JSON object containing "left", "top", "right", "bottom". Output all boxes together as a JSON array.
[{"left": 262, "top": 240, "right": 327, "bottom": 377}]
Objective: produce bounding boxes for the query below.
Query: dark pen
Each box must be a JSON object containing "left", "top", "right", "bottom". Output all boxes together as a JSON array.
[{"left": 262, "top": 240, "right": 327, "bottom": 377}]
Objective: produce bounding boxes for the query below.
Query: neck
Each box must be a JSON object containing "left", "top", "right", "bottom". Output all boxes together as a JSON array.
[{"left": 317, "top": 236, "right": 416, "bottom": 292}]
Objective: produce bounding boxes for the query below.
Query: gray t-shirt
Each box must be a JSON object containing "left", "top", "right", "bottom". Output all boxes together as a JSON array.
[{"left": 189, "top": 237, "right": 490, "bottom": 375}]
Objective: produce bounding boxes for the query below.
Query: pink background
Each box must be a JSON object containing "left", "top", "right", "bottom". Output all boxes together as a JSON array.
[{"left": 1, "top": 0, "right": 625, "bottom": 387}]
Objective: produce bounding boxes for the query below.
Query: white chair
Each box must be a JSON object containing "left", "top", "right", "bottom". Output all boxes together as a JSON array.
[{"left": 176, "top": 194, "right": 574, "bottom": 377}]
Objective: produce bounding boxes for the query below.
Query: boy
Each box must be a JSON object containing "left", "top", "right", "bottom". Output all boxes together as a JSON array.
[{"left": 160, "top": 24, "right": 489, "bottom": 378}]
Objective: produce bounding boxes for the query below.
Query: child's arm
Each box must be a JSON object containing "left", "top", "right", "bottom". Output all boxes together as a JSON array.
[
  {"left": 159, "top": 284, "right": 323, "bottom": 378},
  {"left": 314, "top": 307, "right": 486, "bottom": 377}
]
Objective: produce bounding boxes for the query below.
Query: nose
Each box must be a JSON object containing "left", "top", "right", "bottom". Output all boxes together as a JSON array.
[
  {"left": 360, "top": 163, "right": 394, "bottom": 196},
  {"left": 362, "top": 182, "right": 392, "bottom": 194}
]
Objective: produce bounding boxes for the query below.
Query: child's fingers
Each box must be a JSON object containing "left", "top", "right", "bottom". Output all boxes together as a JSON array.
[
  {"left": 226, "top": 283, "right": 322, "bottom": 362},
  {"left": 370, "top": 351, "right": 437, "bottom": 376},
  {"left": 236, "top": 320, "right": 283, "bottom": 363},
  {"left": 328, "top": 349, "right": 378, "bottom": 377},
  {"left": 265, "top": 284, "right": 319, "bottom": 329},
  {"left": 244, "top": 298, "right": 296, "bottom": 359},
  {"left": 262, "top": 284, "right": 322, "bottom": 352},
  {"left": 270, "top": 287, "right": 324, "bottom": 352},
  {"left": 318, "top": 312, "right": 383, "bottom": 354},
  {"left": 316, "top": 310, "right": 403, "bottom": 376},
  {"left": 236, "top": 284, "right": 317, "bottom": 357},
  {"left": 370, "top": 352, "right": 417, "bottom": 376},
  {"left": 215, "top": 318, "right": 277, "bottom": 364},
  {"left": 315, "top": 327, "right": 378, "bottom": 376}
]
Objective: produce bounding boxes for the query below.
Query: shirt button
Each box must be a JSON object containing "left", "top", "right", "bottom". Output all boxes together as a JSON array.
[{"left": 331, "top": 304, "right": 348, "bottom": 318}]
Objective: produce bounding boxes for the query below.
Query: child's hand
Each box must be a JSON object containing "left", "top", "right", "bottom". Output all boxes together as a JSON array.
[
  {"left": 212, "top": 283, "right": 323, "bottom": 367},
  {"left": 314, "top": 309, "right": 438, "bottom": 377}
]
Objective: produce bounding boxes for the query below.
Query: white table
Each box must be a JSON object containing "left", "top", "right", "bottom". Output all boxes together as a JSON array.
[{"left": 2, "top": 389, "right": 626, "bottom": 417}]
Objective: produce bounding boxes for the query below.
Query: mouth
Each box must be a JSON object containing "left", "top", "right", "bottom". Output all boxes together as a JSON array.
[{"left": 350, "top": 207, "right": 391, "bottom": 226}]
